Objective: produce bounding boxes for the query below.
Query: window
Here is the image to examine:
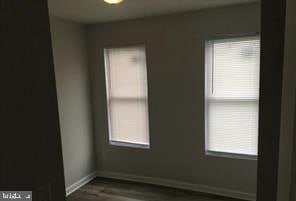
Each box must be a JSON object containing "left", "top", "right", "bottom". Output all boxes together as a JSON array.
[
  {"left": 104, "top": 46, "right": 150, "bottom": 148},
  {"left": 205, "top": 36, "right": 260, "bottom": 157}
]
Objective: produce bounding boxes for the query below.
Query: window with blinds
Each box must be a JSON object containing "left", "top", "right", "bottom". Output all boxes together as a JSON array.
[
  {"left": 104, "top": 46, "right": 150, "bottom": 148},
  {"left": 205, "top": 36, "right": 260, "bottom": 156}
]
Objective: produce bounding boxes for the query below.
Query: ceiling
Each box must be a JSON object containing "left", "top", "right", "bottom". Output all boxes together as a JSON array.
[{"left": 48, "top": 0, "right": 259, "bottom": 24}]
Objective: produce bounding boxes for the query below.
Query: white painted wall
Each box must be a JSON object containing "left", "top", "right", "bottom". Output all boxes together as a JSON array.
[
  {"left": 87, "top": 3, "right": 260, "bottom": 199},
  {"left": 49, "top": 17, "right": 96, "bottom": 189}
]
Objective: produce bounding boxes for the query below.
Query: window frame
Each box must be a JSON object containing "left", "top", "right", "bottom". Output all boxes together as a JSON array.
[
  {"left": 204, "top": 34, "right": 260, "bottom": 160},
  {"left": 104, "top": 45, "right": 150, "bottom": 149}
]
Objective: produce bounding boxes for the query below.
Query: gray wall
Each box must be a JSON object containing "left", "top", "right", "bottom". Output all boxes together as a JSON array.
[
  {"left": 50, "top": 17, "right": 96, "bottom": 188},
  {"left": 277, "top": 0, "right": 296, "bottom": 199},
  {"left": 1, "top": 1, "right": 65, "bottom": 200},
  {"left": 87, "top": 3, "right": 260, "bottom": 195}
]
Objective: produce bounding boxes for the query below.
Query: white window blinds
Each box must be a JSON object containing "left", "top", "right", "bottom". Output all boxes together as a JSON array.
[
  {"left": 205, "top": 36, "right": 260, "bottom": 156},
  {"left": 105, "top": 46, "right": 150, "bottom": 147}
]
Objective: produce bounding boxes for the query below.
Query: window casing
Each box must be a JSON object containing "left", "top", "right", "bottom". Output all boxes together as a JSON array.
[
  {"left": 205, "top": 36, "right": 260, "bottom": 158},
  {"left": 104, "top": 46, "right": 150, "bottom": 148}
]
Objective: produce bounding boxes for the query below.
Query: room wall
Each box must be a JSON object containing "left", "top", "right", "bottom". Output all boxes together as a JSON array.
[
  {"left": 256, "top": 0, "right": 286, "bottom": 200},
  {"left": 87, "top": 3, "right": 260, "bottom": 198},
  {"left": 277, "top": 0, "right": 296, "bottom": 199},
  {"left": 50, "top": 17, "right": 96, "bottom": 189},
  {"left": 1, "top": 1, "right": 65, "bottom": 200}
]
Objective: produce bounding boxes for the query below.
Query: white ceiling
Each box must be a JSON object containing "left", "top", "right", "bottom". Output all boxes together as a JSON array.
[{"left": 48, "top": 0, "right": 259, "bottom": 24}]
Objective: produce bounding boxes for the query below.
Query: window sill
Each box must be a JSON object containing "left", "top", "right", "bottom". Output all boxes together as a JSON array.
[
  {"left": 109, "top": 140, "right": 150, "bottom": 149},
  {"left": 205, "top": 151, "right": 257, "bottom": 160}
]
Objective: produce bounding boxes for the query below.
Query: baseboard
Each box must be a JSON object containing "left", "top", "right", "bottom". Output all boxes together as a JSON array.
[
  {"left": 66, "top": 172, "right": 97, "bottom": 196},
  {"left": 96, "top": 171, "right": 256, "bottom": 201}
]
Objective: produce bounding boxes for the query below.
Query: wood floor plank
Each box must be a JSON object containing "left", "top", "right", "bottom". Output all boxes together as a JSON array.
[{"left": 67, "top": 177, "right": 247, "bottom": 201}]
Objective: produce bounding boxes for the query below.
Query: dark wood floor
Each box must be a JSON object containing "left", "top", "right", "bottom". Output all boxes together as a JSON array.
[{"left": 67, "top": 177, "right": 247, "bottom": 201}]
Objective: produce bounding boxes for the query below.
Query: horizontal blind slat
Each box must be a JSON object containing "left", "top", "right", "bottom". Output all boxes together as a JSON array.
[
  {"left": 105, "top": 46, "right": 150, "bottom": 146},
  {"left": 206, "top": 36, "right": 260, "bottom": 156},
  {"left": 107, "top": 47, "right": 148, "bottom": 98},
  {"left": 209, "top": 38, "right": 260, "bottom": 98}
]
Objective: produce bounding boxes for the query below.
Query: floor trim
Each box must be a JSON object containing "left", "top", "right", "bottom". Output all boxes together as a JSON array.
[
  {"left": 96, "top": 171, "right": 256, "bottom": 201},
  {"left": 66, "top": 172, "right": 97, "bottom": 196}
]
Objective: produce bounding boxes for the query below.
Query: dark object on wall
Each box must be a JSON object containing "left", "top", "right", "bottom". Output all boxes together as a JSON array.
[
  {"left": 0, "top": 1, "right": 66, "bottom": 201},
  {"left": 256, "top": 0, "right": 286, "bottom": 200}
]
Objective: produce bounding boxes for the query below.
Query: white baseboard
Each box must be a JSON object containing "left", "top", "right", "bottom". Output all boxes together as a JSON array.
[
  {"left": 96, "top": 171, "right": 256, "bottom": 201},
  {"left": 66, "top": 172, "right": 97, "bottom": 196}
]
